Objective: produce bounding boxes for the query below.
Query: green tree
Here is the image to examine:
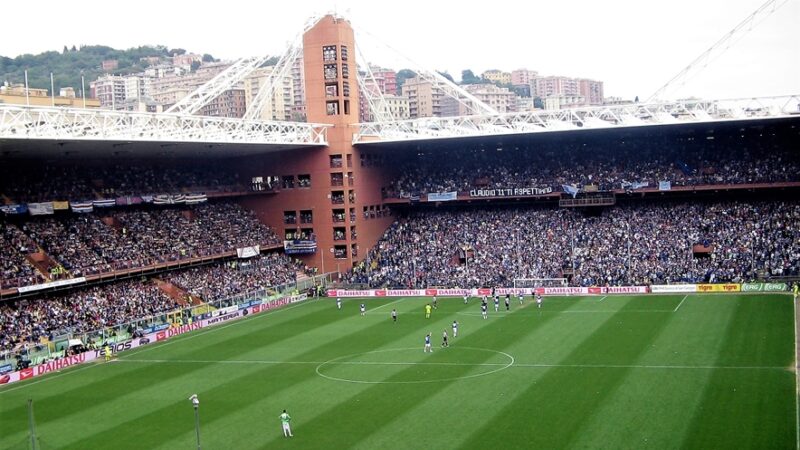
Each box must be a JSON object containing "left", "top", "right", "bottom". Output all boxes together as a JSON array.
[
  {"left": 202, "top": 53, "right": 215, "bottom": 63},
  {"left": 460, "top": 69, "right": 482, "bottom": 85},
  {"left": 395, "top": 69, "right": 417, "bottom": 95},
  {"left": 437, "top": 71, "right": 454, "bottom": 83}
]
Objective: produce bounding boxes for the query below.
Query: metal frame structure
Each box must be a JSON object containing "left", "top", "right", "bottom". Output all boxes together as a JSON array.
[
  {"left": 0, "top": 105, "right": 328, "bottom": 146},
  {"left": 648, "top": 0, "right": 789, "bottom": 102},
  {"left": 353, "top": 95, "right": 800, "bottom": 145}
]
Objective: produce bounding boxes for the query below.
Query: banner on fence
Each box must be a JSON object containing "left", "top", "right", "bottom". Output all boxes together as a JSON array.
[
  {"left": 17, "top": 277, "right": 87, "bottom": 293},
  {"left": 697, "top": 283, "right": 741, "bottom": 293},
  {"left": 650, "top": 284, "right": 698, "bottom": 293},
  {"left": 427, "top": 191, "right": 457, "bottom": 202},
  {"left": 741, "top": 282, "right": 787, "bottom": 292}
]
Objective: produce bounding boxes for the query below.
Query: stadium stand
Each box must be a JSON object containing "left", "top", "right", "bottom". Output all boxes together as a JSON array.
[
  {"left": 0, "top": 253, "right": 302, "bottom": 354},
  {"left": 343, "top": 201, "right": 800, "bottom": 288},
  {"left": 382, "top": 134, "right": 800, "bottom": 197},
  {"left": 0, "top": 163, "right": 246, "bottom": 203},
  {"left": 0, "top": 202, "right": 281, "bottom": 286}
]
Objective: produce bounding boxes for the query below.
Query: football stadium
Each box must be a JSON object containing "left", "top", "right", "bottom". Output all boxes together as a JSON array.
[{"left": 1, "top": 10, "right": 799, "bottom": 450}]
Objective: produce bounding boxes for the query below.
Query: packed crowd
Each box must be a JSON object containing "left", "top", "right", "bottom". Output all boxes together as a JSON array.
[
  {"left": 0, "top": 163, "right": 245, "bottom": 203},
  {"left": 0, "top": 223, "right": 45, "bottom": 289},
  {"left": 164, "top": 253, "right": 302, "bottom": 302},
  {"left": 0, "top": 279, "right": 177, "bottom": 353},
  {"left": 0, "top": 252, "right": 304, "bottom": 353},
  {"left": 344, "top": 201, "right": 800, "bottom": 288},
  {"left": 383, "top": 136, "right": 800, "bottom": 197},
  {"left": 1, "top": 202, "right": 281, "bottom": 285}
]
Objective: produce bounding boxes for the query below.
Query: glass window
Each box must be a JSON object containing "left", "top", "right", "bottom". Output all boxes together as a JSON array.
[
  {"left": 323, "top": 45, "right": 337, "bottom": 62},
  {"left": 324, "top": 64, "right": 338, "bottom": 80}
]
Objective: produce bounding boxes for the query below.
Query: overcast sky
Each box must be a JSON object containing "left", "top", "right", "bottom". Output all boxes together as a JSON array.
[{"left": 2, "top": 0, "right": 797, "bottom": 100}]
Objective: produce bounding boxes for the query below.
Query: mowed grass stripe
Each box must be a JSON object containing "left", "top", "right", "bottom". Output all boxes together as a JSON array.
[
  {"left": 567, "top": 294, "right": 740, "bottom": 449},
  {"left": 0, "top": 299, "right": 351, "bottom": 448},
  {"left": 681, "top": 294, "right": 795, "bottom": 449},
  {"left": 458, "top": 293, "right": 681, "bottom": 449},
  {"left": 149, "top": 296, "right": 482, "bottom": 450},
  {"left": 349, "top": 295, "right": 637, "bottom": 450},
  {"left": 62, "top": 297, "right": 469, "bottom": 449},
  {"left": 256, "top": 296, "right": 609, "bottom": 449}
]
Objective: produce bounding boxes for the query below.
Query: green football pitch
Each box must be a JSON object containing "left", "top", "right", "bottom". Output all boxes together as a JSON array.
[{"left": 0, "top": 293, "right": 796, "bottom": 449}]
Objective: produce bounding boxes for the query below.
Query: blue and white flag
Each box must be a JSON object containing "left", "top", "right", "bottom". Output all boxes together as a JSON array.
[
  {"left": 184, "top": 193, "right": 208, "bottom": 205},
  {"left": 28, "top": 202, "right": 54, "bottom": 215},
  {"left": 562, "top": 184, "right": 579, "bottom": 198},
  {"left": 0, "top": 204, "right": 27, "bottom": 215},
  {"left": 70, "top": 201, "right": 94, "bottom": 213},
  {"left": 658, "top": 181, "right": 672, "bottom": 191},
  {"left": 153, "top": 194, "right": 186, "bottom": 205},
  {"left": 93, "top": 199, "right": 116, "bottom": 208}
]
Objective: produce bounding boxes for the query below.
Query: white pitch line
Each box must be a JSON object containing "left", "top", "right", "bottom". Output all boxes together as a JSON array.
[
  {"left": 367, "top": 298, "right": 407, "bottom": 314},
  {"left": 673, "top": 294, "right": 689, "bottom": 312},
  {"left": 597, "top": 296, "right": 607, "bottom": 302},
  {"left": 794, "top": 293, "right": 799, "bottom": 450},
  {"left": 116, "top": 358, "right": 786, "bottom": 371}
]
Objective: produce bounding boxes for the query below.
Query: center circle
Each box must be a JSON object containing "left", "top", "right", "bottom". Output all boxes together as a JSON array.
[{"left": 315, "top": 346, "right": 515, "bottom": 384}]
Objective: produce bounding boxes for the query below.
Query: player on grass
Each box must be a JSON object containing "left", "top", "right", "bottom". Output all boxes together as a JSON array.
[
  {"left": 794, "top": 283, "right": 799, "bottom": 301},
  {"left": 337, "top": 297, "right": 342, "bottom": 310},
  {"left": 360, "top": 303, "right": 366, "bottom": 316},
  {"left": 425, "top": 303, "right": 432, "bottom": 319},
  {"left": 505, "top": 295, "right": 510, "bottom": 311},
  {"left": 279, "top": 410, "right": 293, "bottom": 437},
  {"left": 432, "top": 296, "right": 438, "bottom": 309},
  {"left": 103, "top": 343, "right": 112, "bottom": 362},
  {"left": 494, "top": 296, "right": 500, "bottom": 312},
  {"left": 424, "top": 333, "right": 432, "bottom": 352},
  {"left": 481, "top": 302, "right": 488, "bottom": 319},
  {"left": 463, "top": 293, "right": 469, "bottom": 304},
  {"left": 452, "top": 320, "right": 458, "bottom": 337},
  {"left": 536, "top": 293, "right": 543, "bottom": 308},
  {"left": 442, "top": 330, "right": 449, "bottom": 347},
  {"left": 391, "top": 308, "right": 397, "bottom": 323},
  {"left": 518, "top": 292, "right": 524, "bottom": 305}
]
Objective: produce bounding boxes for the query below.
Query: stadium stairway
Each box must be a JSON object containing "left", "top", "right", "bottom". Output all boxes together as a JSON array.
[
  {"left": 153, "top": 279, "right": 190, "bottom": 306},
  {"left": 26, "top": 250, "right": 60, "bottom": 281}
]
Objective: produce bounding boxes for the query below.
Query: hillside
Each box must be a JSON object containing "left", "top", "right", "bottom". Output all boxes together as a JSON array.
[{"left": 0, "top": 45, "right": 213, "bottom": 95}]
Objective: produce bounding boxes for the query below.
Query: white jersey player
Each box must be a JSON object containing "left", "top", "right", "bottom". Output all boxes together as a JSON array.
[
  {"left": 536, "top": 294, "right": 543, "bottom": 308},
  {"left": 360, "top": 303, "right": 366, "bottom": 316},
  {"left": 463, "top": 294, "right": 469, "bottom": 304},
  {"left": 518, "top": 293, "right": 524, "bottom": 305},
  {"left": 336, "top": 298, "right": 342, "bottom": 309},
  {"left": 452, "top": 320, "right": 458, "bottom": 337}
]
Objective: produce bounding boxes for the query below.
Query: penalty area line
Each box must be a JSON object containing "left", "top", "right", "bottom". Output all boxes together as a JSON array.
[{"left": 673, "top": 294, "right": 689, "bottom": 312}]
